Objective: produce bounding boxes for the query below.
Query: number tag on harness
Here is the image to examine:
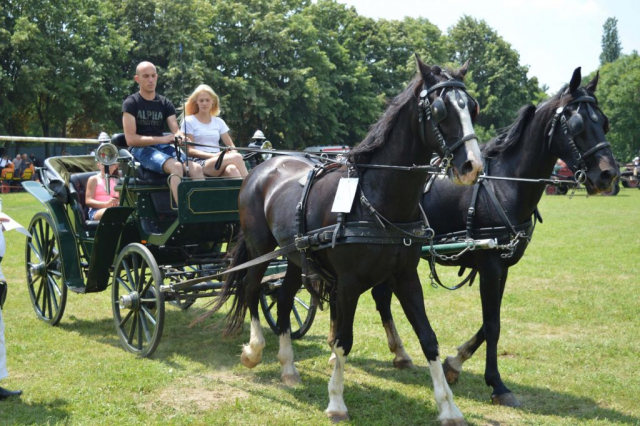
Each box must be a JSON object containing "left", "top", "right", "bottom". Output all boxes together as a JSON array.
[{"left": 331, "top": 178, "right": 359, "bottom": 213}]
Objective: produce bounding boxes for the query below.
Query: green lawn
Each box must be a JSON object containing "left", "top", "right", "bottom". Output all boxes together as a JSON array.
[{"left": 1, "top": 188, "right": 639, "bottom": 425}]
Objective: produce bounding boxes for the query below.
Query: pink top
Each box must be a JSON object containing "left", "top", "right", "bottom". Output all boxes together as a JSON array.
[{"left": 94, "top": 174, "right": 117, "bottom": 202}]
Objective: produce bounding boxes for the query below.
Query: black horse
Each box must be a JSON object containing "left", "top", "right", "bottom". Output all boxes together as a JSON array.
[
  {"left": 208, "top": 57, "right": 483, "bottom": 424},
  {"left": 360, "top": 67, "right": 619, "bottom": 408}
]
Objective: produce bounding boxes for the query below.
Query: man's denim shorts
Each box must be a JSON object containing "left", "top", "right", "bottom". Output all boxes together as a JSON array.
[{"left": 131, "top": 144, "right": 186, "bottom": 174}]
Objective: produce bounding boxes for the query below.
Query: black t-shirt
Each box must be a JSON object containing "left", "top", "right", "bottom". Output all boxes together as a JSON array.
[{"left": 122, "top": 92, "right": 176, "bottom": 137}]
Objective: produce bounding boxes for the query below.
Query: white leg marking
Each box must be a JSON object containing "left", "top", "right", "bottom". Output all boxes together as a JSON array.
[
  {"left": 325, "top": 346, "right": 349, "bottom": 419},
  {"left": 383, "top": 321, "right": 413, "bottom": 368},
  {"left": 447, "top": 335, "right": 478, "bottom": 372},
  {"left": 429, "top": 357, "right": 464, "bottom": 423},
  {"left": 241, "top": 318, "right": 265, "bottom": 368},
  {"left": 278, "top": 331, "right": 301, "bottom": 385}
]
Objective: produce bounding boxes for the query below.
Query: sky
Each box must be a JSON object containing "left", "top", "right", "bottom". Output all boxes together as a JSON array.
[{"left": 335, "top": 0, "right": 640, "bottom": 94}]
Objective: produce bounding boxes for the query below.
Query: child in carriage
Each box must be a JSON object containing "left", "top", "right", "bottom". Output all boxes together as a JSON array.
[{"left": 85, "top": 162, "right": 119, "bottom": 221}]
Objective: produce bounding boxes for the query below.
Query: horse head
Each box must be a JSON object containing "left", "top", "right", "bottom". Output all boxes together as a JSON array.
[
  {"left": 415, "top": 56, "right": 484, "bottom": 185},
  {"left": 548, "top": 67, "right": 619, "bottom": 194}
]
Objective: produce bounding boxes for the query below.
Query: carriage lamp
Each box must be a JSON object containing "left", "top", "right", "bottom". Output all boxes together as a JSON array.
[
  {"left": 246, "top": 130, "right": 274, "bottom": 166},
  {"left": 95, "top": 132, "right": 120, "bottom": 195}
]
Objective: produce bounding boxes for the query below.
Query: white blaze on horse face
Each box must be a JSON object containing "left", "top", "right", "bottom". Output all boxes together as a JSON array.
[
  {"left": 445, "top": 90, "right": 483, "bottom": 182},
  {"left": 428, "top": 357, "right": 465, "bottom": 423}
]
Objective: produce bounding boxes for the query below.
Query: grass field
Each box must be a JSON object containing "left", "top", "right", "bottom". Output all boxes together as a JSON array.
[{"left": 0, "top": 188, "right": 639, "bottom": 425}]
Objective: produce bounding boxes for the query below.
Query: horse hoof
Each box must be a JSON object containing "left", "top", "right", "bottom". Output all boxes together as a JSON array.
[
  {"left": 326, "top": 411, "right": 350, "bottom": 423},
  {"left": 393, "top": 358, "right": 415, "bottom": 369},
  {"left": 491, "top": 392, "right": 521, "bottom": 407},
  {"left": 440, "top": 418, "right": 467, "bottom": 426},
  {"left": 281, "top": 373, "right": 302, "bottom": 387},
  {"left": 240, "top": 351, "right": 260, "bottom": 369},
  {"left": 443, "top": 357, "right": 460, "bottom": 384}
]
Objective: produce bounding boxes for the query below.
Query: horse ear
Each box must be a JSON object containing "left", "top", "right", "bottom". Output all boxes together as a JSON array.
[
  {"left": 586, "top": 71, "right": 599, "bottom": 93},
  {"left": 569, "top": 67, "right": 582, "bottom": 93},
  {"left": 459, "top": 59, "right": 471, "bottom": 78},
  {"left": 415, "top": 53, "right": 437, "bottom": 86}
]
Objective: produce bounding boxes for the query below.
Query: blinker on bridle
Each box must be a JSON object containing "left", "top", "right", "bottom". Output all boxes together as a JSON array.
[
  {"left": 548, "top": 95, "right": 610, "bottom": 184},
  {"left": 418, "top": 79, "right": 479, "bottom": 172}
]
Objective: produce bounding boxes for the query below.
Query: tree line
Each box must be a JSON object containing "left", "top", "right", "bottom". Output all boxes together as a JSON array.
[{"left": 1, "top": 0, "right": 636, "bottom": 160}]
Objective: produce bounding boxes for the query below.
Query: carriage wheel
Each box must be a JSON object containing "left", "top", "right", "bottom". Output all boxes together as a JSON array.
[
  {"left": 112, "top": 243, "right": 165, "bottom": 358},
  {"left": 545, "top": 185, "right": 557, "bottom": 195},
  {"left": 557, "top": 185, "right": 569, "bottom": 195},
  {"left": 25, "top": 212, "right": 67, "bottom": 325},
  {"left": 260, "top": 281, "right": 317, "bottom": 340}
]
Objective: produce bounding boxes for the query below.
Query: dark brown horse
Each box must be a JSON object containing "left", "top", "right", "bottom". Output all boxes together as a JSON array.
[
  {"left": 211, "top": 57, "right": 483, "bottom": 424},
  {"left": 361, "top": 67, "right": 619, "bottom": 408}
]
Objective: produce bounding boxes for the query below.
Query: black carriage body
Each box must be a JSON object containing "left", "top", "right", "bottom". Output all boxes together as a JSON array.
[{"left": 23, "top": 155, "right": 242, "bottom": 293}]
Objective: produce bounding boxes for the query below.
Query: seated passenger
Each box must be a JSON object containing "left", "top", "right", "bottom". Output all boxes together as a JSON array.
[
  {"left": 182, "top": 84, "right": 248, "bottom": 178},
  {"left": 122, "top": 61, "right": 204, "bottom": 202},
  {"left": 85, "top": 163, "right": 119, "bottom": 221}
]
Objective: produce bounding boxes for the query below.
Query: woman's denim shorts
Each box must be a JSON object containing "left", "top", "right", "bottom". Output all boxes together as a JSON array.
[{"left": 131, "top": 144, "right": 186, "bottom": 174}]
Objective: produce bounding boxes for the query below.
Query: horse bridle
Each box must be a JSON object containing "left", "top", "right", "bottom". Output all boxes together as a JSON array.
[
  {"left": 547, "top": 95, "right": 610, "bottom": 184},
  {"left": 418, "top": 78, "right": 479, "bottom": 171}
]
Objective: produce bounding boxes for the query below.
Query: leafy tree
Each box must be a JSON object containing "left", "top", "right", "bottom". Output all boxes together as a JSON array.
[
  {"left": 600, "top": 17, "right": 622, "bottom": 65},
  {"left": 588, "top": 53, "right": 640, "bottom": 161},
  {"left": 446, "top": 16, "right": 542, "bottom": 136}
]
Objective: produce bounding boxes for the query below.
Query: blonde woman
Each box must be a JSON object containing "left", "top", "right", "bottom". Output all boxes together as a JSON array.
[{"left": 183, "top": 85, "right": 248, "bottom": 177}]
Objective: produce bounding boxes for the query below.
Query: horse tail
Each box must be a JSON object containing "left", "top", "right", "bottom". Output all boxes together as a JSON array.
[{"left": 189, "top": 234, "right": 249, "bottom": 335}]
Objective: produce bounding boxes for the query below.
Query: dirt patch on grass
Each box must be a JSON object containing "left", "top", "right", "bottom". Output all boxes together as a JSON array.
[{"left": 148, "top": 372, "right": 249, "bottom": 413}]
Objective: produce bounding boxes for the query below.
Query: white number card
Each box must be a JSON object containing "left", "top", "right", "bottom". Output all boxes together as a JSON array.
[{"left": 331, "top": 178, "right": 359, "bottom": 213}]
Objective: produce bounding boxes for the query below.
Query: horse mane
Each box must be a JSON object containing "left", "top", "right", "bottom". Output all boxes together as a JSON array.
[
  {"left": 347, "top": 77, "right": 421, "bottom": 164},
  {"left": 483, "top": 84, "right": 592, "bottom": 157},
  {"left": 348, "top": 65, "right": 465, "bottom": 164}
]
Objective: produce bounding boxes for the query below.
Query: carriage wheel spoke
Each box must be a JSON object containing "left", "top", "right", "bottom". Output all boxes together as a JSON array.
[
  {"left": 292, "top": 305, "right": 303, "bottom": 328},
  {"left": 127, "top": 311, "right": 138, "bottom": 345},
  {"left": 266, "top": 298, "right": 276, "bottom": 313},
  {"left": 28, "top": 242, "right": 43, "bottom": 262},
  {"left": 140, "top": 310, "right": 152, "bottom": 343},
  {"left": 137, "top": 313, "right": 143, "bottom": 350},
  {"left": 47, "top": 275, "right": 60, "bottom": 312},
  {"left": 132, "top": 255, "right": 141, "bottom": 290},
  {"left": 123, "top": 259, "right": 134, "bottom": 291},
  {"left": 294, "top": 296, "right": 310, "bottom": 310},
  {"left": 46, "top": 279, "right": 53, "bottom": 319},
  {"left": 138, "top": 262, "right": 147, "bottom": 293},
  {"left": 116, "top": 276, "right": 133, "bottom": 294},
  {"left": 119, "top": 309, "right": 134, "bottom": 328},
  {"left": 141, "top": 306, "right": 157, "bottom": 327}
]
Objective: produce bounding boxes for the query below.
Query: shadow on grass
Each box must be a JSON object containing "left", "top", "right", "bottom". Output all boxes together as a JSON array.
[
  {"left": 2, "top": 397, "right": 70, "bottom": 424},
  {"left": 355, "top": 358, "right": 640, "bottom": 425},
  {"left": 56, "top": 305, "right": 327, "bottom": 370}
]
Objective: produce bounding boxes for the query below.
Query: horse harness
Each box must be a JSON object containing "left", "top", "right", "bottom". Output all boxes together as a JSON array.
[
  {"left": 418, "top": 78, "right": 479, "bottom": 172},
  {"left": 548, "top": 95, "right": 610, "bottom": 184},
  {"left": 293, "top": 163, "right": 434, "bottom": 296},
  {"left": 425, "top": 158, "right": 543, "bottom": 290}
]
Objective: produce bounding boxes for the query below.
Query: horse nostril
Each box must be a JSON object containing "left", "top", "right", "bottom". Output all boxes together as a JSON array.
[
  {"left": 599, "top": 168, "right": 617, "bottom": 183},
  {"left": 459, "top": 160, "right": 474, "bottom": 177}
]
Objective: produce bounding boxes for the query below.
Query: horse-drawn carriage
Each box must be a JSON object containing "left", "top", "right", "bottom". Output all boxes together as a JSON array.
[{"left": 21, "top": 133, "right": 317, "bottom": 357}]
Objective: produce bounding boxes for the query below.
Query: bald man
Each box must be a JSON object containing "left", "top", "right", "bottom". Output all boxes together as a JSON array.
[{"left": 122, "top": 61, "right": 203, "bottom": 201}]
